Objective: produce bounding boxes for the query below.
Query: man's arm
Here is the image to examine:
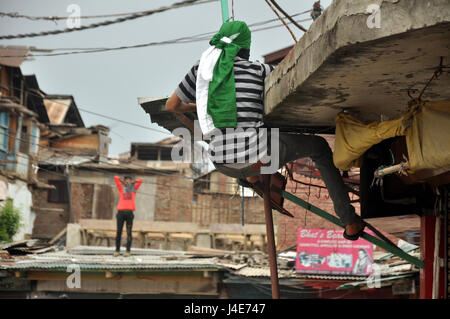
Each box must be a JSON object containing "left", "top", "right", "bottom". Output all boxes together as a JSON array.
[
  {"left": 134, "top": 179, "right": 143, "bottom": 191},
  {"left": 114, "top": 176, "right": 123, "bottom": 192},
  {"left": 166, "top": 92, "right": 196, "bottom": 113}
]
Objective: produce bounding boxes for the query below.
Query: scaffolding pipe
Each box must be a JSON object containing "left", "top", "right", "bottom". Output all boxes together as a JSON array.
[
  {"left": 220, "top": 0, "right": 229, "bottom": 23},
  {"left": 263, "top": 174, "right": 280, "bottom": 299}
]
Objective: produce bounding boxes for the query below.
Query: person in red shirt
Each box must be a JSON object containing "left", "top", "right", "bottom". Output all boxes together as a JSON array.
[{"left": 113, "top": 175, "right": 142, "bottom": 257}]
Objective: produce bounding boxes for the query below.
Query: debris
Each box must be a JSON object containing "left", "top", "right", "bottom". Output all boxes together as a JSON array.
[
  {"left": 0, "top": 250, "right": 10, "bottom": 260},
  {"left": 0, "top": 239, "right": 55, "bottom": 256}
]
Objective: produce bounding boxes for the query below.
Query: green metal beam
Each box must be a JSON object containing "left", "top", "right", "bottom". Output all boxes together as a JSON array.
[
  {"left": 277, "top": 188, "right": 424, "bottom": 269},
  {"left": 220, "top": 0, "right": 229, "bottom": 23}
]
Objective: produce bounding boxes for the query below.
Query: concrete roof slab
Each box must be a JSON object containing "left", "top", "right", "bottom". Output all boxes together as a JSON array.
[{"left": 264, "top": 0, "right": 450, "bottom": 130}]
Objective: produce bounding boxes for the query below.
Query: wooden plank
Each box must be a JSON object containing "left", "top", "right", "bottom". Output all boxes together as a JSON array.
[
  {"left": 49, "top": 227, "right": 67, "bottom": 245},
  {"left": 26, "top": 270, "right": 218, "bottom": 282},
  {"left": 187, "top": 246, "right": 230, "bottom": 256}
]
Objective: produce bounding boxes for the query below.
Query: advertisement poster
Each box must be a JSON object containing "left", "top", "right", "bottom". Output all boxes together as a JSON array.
[{"left": 296, "top": 228, "right": 374, "bottom": 275}]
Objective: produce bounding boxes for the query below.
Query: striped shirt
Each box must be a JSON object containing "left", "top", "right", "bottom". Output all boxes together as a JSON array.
[{"left": 176, "top": 56, "right": 274, "bottom": 164}]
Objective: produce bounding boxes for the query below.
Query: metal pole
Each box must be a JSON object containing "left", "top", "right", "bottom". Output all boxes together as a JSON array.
[
  {"left": 220, "top": 0, "right": 229, "bottom": 23},
  {"left": 262, "top": 174, "right": 280, "bottom": 299}
]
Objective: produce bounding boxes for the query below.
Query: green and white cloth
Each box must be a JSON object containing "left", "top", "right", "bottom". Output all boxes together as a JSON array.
[{"left": 196, "top": 21, "right": 251, "bottom": 135}]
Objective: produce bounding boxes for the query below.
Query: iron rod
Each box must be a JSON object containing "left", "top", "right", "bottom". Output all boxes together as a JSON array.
[
  {"left": 263, "top": 174, "right": 280, "bottom": 299},
  {"left": 220, "top": 0, "right": 229, "bottom": 23}
]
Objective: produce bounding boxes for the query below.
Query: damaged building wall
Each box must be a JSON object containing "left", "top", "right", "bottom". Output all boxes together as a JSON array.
[
  {"left": 191, "top": 171, "right": 268, "bottom": 227},
  {"left": 133, "top": 176, "right": 156, "bottom": 221},
  {"left": 192, "top": 193, "right": 268, "bottom": 227},
  {"left": 154, "top": 175, "right": 193, "bottom": 222},
  {"left": 70, "top": 182, "right": 94, "bottom": 220},
  {"left": 31, "top": 171, "right": 70, "bottom": 239}
]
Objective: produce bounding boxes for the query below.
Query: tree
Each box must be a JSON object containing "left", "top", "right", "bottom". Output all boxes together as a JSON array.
[{"left": 0, "top": 199, "right": 22, "bottom": 243}]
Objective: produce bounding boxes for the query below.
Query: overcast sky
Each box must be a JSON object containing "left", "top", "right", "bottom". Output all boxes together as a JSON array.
[{"left": 0, "top": 0, "right": 332, "bottom": 156}]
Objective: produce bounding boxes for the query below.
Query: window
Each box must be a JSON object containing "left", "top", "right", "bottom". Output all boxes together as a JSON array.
[
  {"left": 48, "top": 180, "right": 69, "bottom": 203},
  {"left": 19, "top": 125, "right": 30, "bottom": 154},
  {"left": 193, "top": 174, "right": 210, "bottom": 193},
  {"left": 29, "top": 124, "right": 40, "bottom": 154},
  {"left": 0, "top": 112, "right": 9, "bottom": 154},
  {"left": 160, "top": 147, "right": 173, "bottom": 161}
]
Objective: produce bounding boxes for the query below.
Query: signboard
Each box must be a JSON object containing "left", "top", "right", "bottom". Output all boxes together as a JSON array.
[{"left": 296, "top": 228, "right": 374, "bottom": 275}]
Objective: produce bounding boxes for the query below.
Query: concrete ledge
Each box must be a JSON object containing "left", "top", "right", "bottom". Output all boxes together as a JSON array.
[{"left": 264, "top": 0, "right": 450, "bottom": 129}]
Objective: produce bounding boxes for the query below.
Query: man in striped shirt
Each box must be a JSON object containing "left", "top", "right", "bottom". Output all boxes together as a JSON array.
[
  {"left": 166, "top": 21, "right": 365, "bottom": 241},
  {"left": 173, "top": 54, "right": 272, "bottom": 165}
]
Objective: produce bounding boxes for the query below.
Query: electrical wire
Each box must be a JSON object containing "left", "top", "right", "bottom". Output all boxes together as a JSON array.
[
  {"left": 0, "top": 15, "right": 313, "bottom": 58},
  {"left": 0, "top": 0, "right": 216, "bottom": 21},
  {"left": 77, "top": 107, "right": 170, "bottom": 135},
  {"left": 0, "top": 0, "right": 217, "bottom": 40}
]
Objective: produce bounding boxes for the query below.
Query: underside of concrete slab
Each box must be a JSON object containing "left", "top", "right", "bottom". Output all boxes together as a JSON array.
[{"left": 264, "top": 0, "right": 450, "bottom": 131}]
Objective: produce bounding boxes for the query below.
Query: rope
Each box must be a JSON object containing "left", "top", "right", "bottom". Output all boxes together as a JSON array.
[
  {"left": 408, "top": 57, "right": 445, "bottom": 106},
  {"left": 264, "top": 0, "right": 297, "bottom": 43},
  {"left": 269, "top": 0, "right": 307, "bottom": 32}
]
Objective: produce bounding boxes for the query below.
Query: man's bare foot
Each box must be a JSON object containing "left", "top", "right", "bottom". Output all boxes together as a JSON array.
[{"left": 345, "top": 219, "right": 364, "bottom": 236}]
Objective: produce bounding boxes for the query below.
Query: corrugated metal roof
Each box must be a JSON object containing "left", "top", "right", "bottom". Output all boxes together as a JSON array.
[{"left": 0, "top": 249, "right": 223, "bottom": 272}]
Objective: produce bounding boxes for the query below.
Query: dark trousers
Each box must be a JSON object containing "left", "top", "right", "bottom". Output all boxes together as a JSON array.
[
  {"left": 115, "top": 210, "right": 134, "bottom": 252},
  {"left": 214, "top": 133, "right": 358, "bottom": 226}
]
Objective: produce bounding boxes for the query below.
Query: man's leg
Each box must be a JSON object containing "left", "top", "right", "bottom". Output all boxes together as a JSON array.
[
  {"left": 275, "top": 133, "right": 360, "bottom": 227},
  {"left": 115, "top": 211, "right": 125, "bottom": 252},
  {"left": 125, "top": 211, "right": 134, "bottom": 253}
]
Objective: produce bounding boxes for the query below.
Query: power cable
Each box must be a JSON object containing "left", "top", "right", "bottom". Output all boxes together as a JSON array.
[
  {"left": 0, "top": 0, "right": 216, "bottom": 40},
  {"left": 0, "top": 16, "right": 313, "bottom": 58},
  {"left": 76, "top": 107, "right": 170, "bottom": 135},
  {"left": 0, "top": 0, "right": 216, "bottom": 21}
]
